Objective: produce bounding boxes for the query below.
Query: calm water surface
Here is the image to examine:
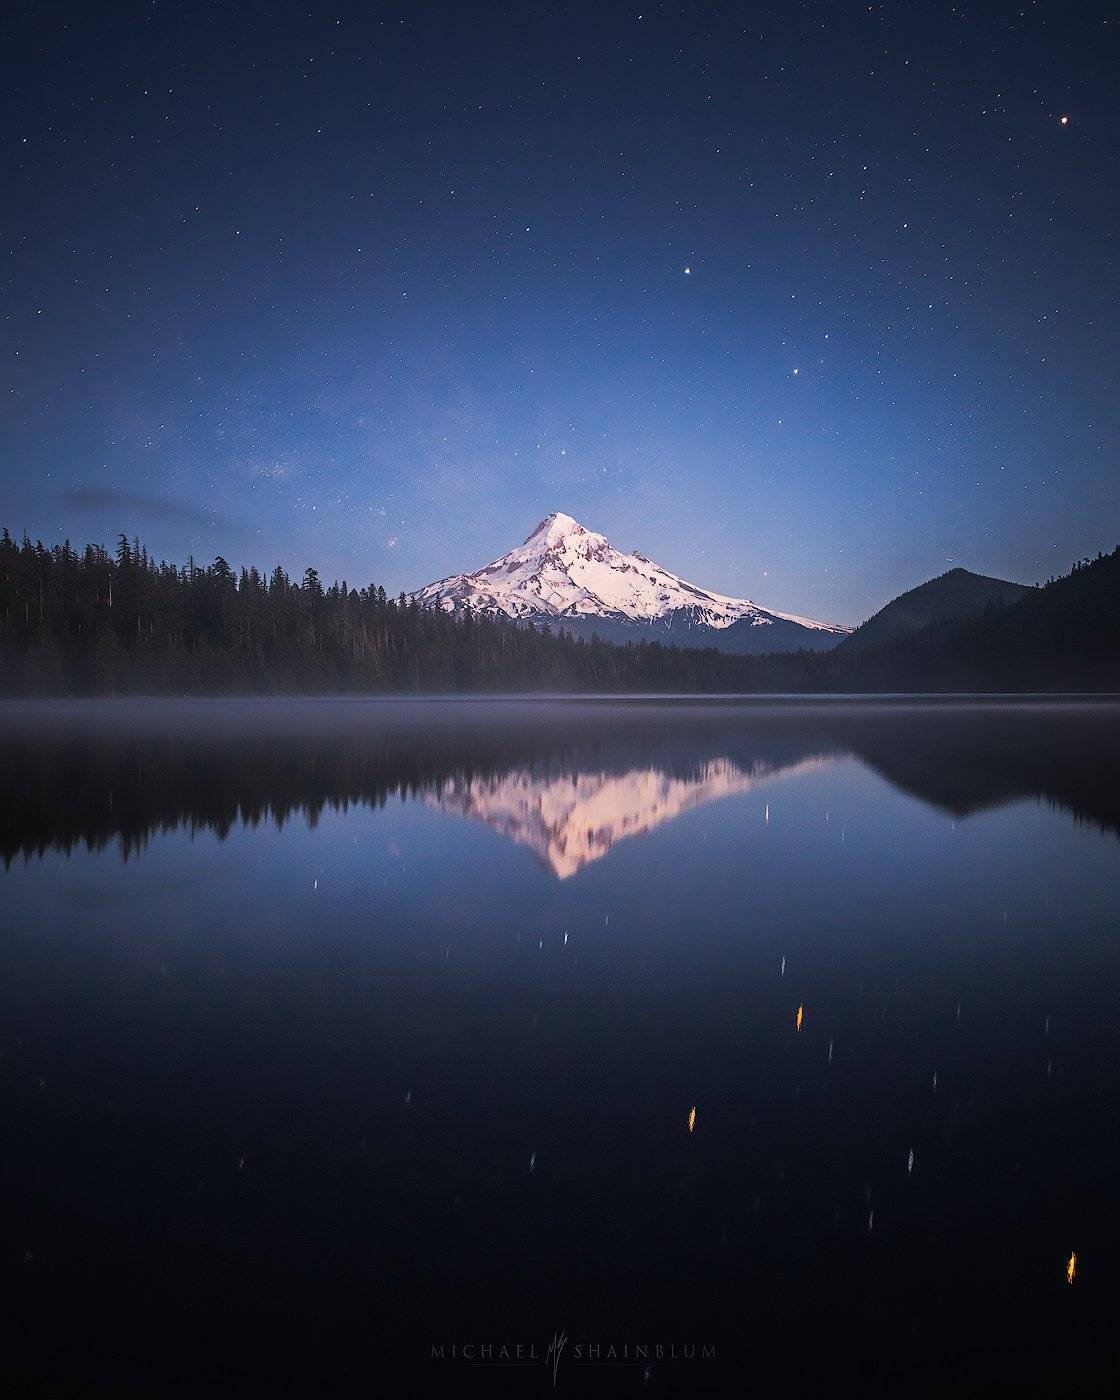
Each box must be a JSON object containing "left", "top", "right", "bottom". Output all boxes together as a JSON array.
[{"left": 3, "top": 698, "right": 1118, "bottom": 1396}]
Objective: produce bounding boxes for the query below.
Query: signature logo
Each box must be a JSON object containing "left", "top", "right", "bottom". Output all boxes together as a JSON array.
[{"left": 545, "top": 1328, "right": 568, "bottom": 1388}]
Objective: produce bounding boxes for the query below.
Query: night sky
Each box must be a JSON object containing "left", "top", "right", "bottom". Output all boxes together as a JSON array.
[{"left": 3, "top": 1, "right": 1117, "bottom": 625}]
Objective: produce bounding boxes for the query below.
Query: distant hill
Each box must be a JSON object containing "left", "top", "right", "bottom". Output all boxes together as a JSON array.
[
  {"left": 841, "top": 548, "right": 1120, "bottom": 692},
  {"left": 841, "top": 568, "right": 1030, "bottom": 655}
]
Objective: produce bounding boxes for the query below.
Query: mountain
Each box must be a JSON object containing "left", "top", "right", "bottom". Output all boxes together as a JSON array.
[
  {"left": 840, "top": 567, "right": 1030, "bottom": 656},
  {"left": 410, "top": 512, "right": 851, "bottom": 654}
]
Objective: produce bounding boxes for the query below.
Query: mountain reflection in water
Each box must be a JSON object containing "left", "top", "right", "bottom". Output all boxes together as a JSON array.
[
  {"left": 2, "top": 697, "right": 1119, "bottom": 866},
  {"left": 428, "top": 757, "right": 831, "bottom": 877}
]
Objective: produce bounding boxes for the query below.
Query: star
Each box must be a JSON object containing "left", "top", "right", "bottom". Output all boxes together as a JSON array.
[{"left": 683, "top": 266, "right": 691, "bottom": 275}]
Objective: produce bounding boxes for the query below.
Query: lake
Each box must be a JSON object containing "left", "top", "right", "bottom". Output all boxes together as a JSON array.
[{"left": 3, "top": 697, "right": 1118, "bottom": 1395}]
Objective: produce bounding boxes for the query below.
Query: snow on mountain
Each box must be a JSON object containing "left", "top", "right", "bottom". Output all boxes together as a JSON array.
[{"left": 409, "top": 512, "right": 851, "bottom": 654}]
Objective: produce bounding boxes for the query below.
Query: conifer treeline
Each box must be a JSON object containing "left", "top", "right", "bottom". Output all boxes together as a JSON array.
[{"left": 0, "top": 529, "right": 817, "bottom": 694}]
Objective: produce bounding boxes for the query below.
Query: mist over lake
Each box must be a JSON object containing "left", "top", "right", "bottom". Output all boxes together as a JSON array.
[{"left": 3, "top": 697, "right": 1117, "bottom": 1393}]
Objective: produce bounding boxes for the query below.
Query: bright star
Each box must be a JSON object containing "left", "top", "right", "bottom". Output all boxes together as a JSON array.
[{"left": 684, "top": 266, "right": 691, "bottom": 275}]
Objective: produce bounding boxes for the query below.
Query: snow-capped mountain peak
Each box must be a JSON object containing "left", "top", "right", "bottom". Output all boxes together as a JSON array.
[
  {"left": 410, "top": 512, "right": 851, "bottom": 654},
  {"left": 524, "top": 511, "right": 586, "bottom": 545}
]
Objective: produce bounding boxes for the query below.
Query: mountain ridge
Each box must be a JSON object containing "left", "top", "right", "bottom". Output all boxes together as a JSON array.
[{"left": 838, "top": 546, "right": 1119, "bottom": 691}]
